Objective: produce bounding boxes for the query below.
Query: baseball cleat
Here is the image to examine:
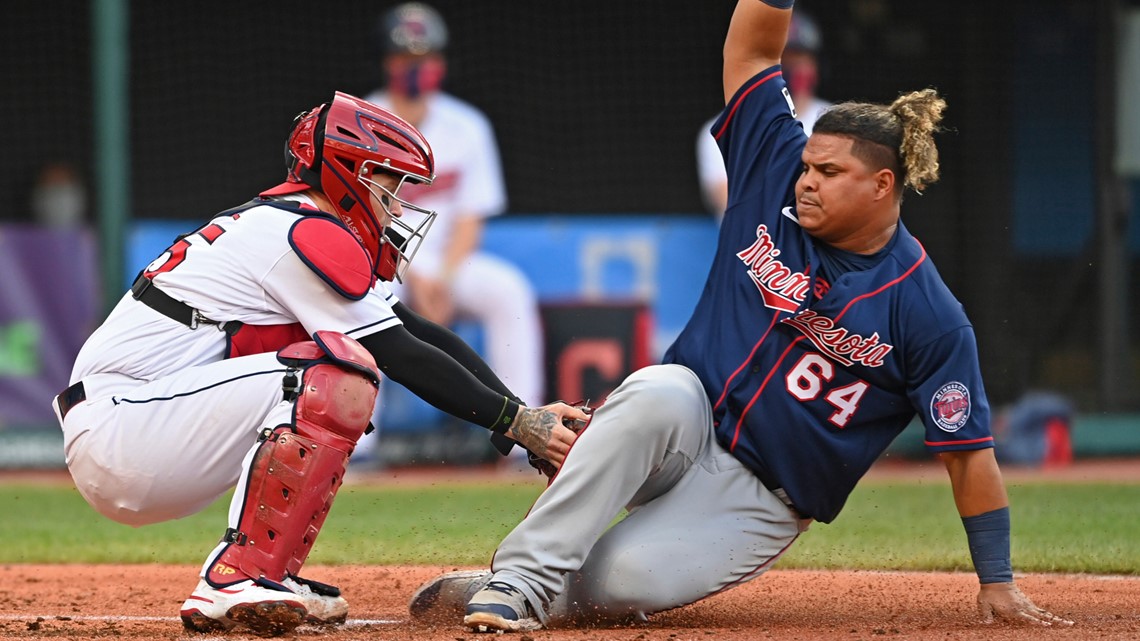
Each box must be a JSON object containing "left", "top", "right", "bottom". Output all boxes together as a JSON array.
[
  {"left": 179, "top": 578, "right": 307, "bottom": 637},
  {"left": 463, "top": 580, "right": 542, "bottom": 633},
  {"left": 282, "top": 575, "right": 349, "bottom": 626},
  {"left": 409, "top": 569, "right": 493, "bottom": 622}
]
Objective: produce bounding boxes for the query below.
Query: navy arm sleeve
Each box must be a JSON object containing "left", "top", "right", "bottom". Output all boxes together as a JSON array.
[
  {"left": 906, "top": 325, "right": 994, "bottom": 452},
  {"left": 357, "top": 322, "right": 520, "bottom": 430}
]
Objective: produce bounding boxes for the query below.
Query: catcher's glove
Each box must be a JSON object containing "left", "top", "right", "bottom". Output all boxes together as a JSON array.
[{"left": 528, "top": 403, "right": 592, "bottom": 480}]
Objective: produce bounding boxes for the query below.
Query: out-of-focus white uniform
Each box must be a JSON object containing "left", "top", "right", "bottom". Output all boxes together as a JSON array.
[{"left": 364, "top": 89, "right": 543, "bottom": 407}]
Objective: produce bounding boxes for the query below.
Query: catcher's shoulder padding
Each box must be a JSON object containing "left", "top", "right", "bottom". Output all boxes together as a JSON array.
[{"left": 288, "top": 216, "right": 376, "bottom": 300}]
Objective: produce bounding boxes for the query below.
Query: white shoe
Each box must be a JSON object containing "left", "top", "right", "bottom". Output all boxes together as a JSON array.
[
  {"left": 282, "top": 575, "right": 349, "bottom": 625},
  {"left": 180, "top": 578, "right": 307, "bottom": 636}
]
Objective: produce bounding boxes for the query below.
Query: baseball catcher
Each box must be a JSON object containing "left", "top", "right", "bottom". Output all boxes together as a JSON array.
[{"left": 53, "top": 91, "right": 585, "bottom": 637}]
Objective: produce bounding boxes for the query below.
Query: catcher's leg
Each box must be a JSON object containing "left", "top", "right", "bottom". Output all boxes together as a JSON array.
[{"left": 181, "top": 332, "right": 379, "bottom": 636}]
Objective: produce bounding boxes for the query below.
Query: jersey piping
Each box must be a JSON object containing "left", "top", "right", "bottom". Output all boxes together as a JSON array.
[
  {"left": 728, "top": 238, "right": 927, "bottom": 453},
  {"left": 112, "top": 368, "right": 288, "bottom": 408},
  {"left": 925, "top": 435, "right": 994, "bottom": 447},
  {"left": 714, "top": 70, "right": 783, "bottom": 140},
  {"left": 712, "top": 311, "right": 783, "bottom": 413}
]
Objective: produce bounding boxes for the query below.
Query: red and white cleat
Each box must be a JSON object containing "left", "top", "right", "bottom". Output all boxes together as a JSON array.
[{"left": 179, "top": 578, "right": 308, "bottom": 637}]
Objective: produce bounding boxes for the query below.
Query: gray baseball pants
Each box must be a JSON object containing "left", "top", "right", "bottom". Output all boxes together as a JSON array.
[{"left": 489, "top": 363, "right": 809, "bottom": 625}]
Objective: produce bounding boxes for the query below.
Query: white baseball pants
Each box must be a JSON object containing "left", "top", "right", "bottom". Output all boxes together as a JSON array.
[{"left": 55, "top": 353, "right": 290, "bottom": 527}]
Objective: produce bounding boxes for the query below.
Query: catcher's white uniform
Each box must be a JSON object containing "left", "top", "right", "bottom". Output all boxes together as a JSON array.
[{"left": 58, "top": 194, "right": 398, "bottom": 526}]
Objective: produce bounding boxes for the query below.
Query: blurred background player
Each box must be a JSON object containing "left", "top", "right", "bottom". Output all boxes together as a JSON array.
[
  {"left": 28, "top": 161, "right": 88, "bottom": 228},
  {"left": 358, "top": 3, "right": 544, "bottom": 465},
  {"left": 696, "top": 9, "right": 832, "bottom": 219}
]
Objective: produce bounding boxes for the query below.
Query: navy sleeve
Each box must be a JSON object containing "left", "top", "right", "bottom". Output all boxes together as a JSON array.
[
  {"left": 713, "top": 65, "right": 808, "bottom": 220},
  {"left": 906, "top": 326, "right": 994, "bottom": 452}
]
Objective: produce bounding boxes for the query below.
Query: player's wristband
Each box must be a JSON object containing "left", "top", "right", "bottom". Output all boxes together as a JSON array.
[
  {"left": 490, "top": 397, "right": 521, "bottom": 434},
  {"left": 759, "top": 0, "right": 794, "bottom": 8},
  {"left": 962, "top": 507, "right": 1014, "bottom": 584}
]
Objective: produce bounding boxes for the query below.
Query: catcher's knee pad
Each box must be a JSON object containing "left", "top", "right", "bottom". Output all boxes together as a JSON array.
[
  {"left": 207, "top": 331, "right": 379, "bottom": 586},
  {"left": 280, "top": 330, "right": 381, "bottom": 448}
]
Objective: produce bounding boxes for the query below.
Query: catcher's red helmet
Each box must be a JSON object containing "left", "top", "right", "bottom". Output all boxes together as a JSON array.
[{"left": 263, "top": 91, "right": 436, "bottom": 282}]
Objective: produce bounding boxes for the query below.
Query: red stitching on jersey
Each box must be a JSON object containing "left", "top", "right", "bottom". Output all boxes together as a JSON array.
[
  {"left": 728, "top": 238, "right": 928, "bottom": 451},
  {"left": 714, "top": 70, "right": 782, "bottom": 140},
  {"left": 832, "top": 239, "right": 927, "bottom": 322},
  {"left": 924, "top": 436, "right": 994, "bottom": 447},
  {"left": 731, "top": 336, "right": 806, "bottom": 450}
]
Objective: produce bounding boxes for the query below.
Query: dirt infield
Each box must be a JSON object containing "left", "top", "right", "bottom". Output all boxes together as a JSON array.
[
  {"left": 1, "top": 564, "right": 1138, "bottom": 640},
  {"left": 2, "top": 460, "right": 1138, "bottom": 640}
]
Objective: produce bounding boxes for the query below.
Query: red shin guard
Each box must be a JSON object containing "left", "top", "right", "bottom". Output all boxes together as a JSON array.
[{"left": 208, "top": 332, "right": 379, "bottom": 587}]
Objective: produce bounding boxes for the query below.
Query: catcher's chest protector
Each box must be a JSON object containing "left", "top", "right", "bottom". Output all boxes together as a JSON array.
[{"left": 207, "top": 331, "right": 380, "bottom": 586}]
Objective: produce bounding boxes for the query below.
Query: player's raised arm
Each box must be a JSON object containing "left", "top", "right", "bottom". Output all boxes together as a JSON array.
[{"left": 723, "top": 0, "right": 793, "bottom": 103}]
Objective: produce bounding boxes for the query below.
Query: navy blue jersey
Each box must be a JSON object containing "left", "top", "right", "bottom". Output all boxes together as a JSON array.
[{"left": 663, "top": 67, "right": 993, "bottom": 523}]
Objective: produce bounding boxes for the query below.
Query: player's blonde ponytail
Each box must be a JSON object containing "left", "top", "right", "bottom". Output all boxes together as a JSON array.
[
  {"left": 889, "top": 88, "right": 946, "bottom": 194},
  {"left": 813, "top": 88, "right": 947, "bottom": 199}
]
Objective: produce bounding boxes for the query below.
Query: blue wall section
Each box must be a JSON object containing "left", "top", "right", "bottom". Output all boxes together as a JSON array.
[{"left": 482, "top": 215, "right": 719, "bottom": 356}]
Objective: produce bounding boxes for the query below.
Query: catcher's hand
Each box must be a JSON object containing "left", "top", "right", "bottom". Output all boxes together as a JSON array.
[
  {"left": 510, "top": 402, "right": 591, "bottom": 479},
  {"left": 977, "top": 582, "right": 1072, "bottom": 627}
]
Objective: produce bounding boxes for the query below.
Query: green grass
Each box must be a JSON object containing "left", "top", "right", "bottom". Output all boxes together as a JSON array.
[
  {"left": 1, "top": 478, "right": 1136, "bottom": 574},
  {"left": 780, "top": 481, "right": 1140, "bottom": 574},
  {"left": 0, "top": 481, "right": 544, "bottom": 565}
]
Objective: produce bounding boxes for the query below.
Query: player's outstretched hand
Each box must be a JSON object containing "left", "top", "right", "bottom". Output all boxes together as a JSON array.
[
  {"left": 977, "top": 582, "right": 1073, "bottom": 627},
  {"left": 508, "top": 403, "right": 589, "bottom": 470}
]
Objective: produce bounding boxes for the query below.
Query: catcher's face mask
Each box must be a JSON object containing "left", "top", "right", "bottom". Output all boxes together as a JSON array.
[
  {"left": 359, "top": 167, "right": 436, "bottom": 283},
  {"left": 264, "top": 92, "right": 437, "bottom": 283}
]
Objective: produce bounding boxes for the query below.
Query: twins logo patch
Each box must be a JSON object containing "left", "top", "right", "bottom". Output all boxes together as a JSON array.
[{"left": 930, "top": 382, "right": 971, "bottom": 432}]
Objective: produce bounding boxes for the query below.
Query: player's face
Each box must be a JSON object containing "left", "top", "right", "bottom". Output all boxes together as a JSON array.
[
  {"left": 365, "top": 172, "right": 403, "bottom": 227},
  {"left": 795, "top": 134, "right": 896, "bottom": 253}
]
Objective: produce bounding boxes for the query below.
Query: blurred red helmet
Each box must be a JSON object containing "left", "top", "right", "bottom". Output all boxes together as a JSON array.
[{"left": 263, "top": 91, "right": 437, "bottom": 282}]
